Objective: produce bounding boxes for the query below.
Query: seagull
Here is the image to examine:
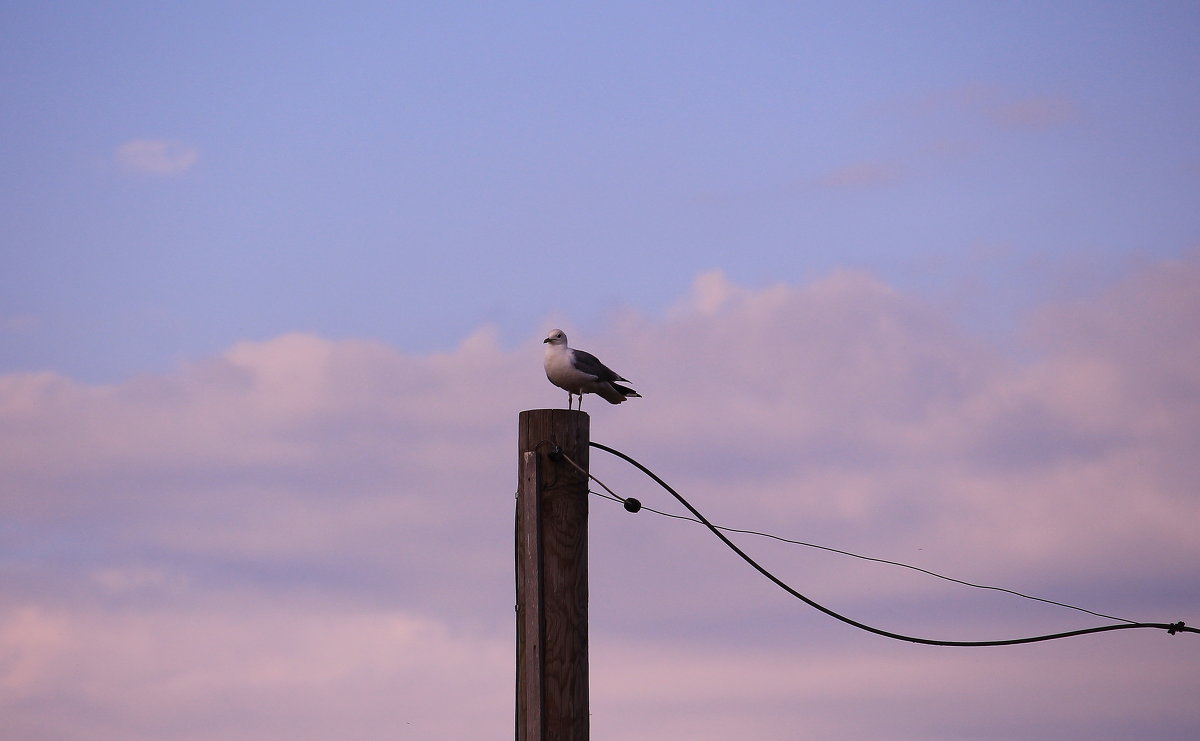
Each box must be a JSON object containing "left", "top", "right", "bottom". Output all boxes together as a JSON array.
[{"left": 543, "top": 329, "right": 641, "bottom": 410}]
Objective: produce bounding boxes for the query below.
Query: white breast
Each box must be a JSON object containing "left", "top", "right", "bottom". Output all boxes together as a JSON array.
[{"left": 544, "top": 347, "right": 595, "bottom": 393}]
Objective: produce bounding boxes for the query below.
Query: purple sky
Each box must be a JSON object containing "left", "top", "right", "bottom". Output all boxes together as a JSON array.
[{"left": 2, "top": 2, "right": 1199, "bottom": 739}]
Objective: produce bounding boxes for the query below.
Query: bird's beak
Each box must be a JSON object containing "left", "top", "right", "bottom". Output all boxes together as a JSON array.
[{"left": 543, "top": 338, "right": 551, "bottom": 343}]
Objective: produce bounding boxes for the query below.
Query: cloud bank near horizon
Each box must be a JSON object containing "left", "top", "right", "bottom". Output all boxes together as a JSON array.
[{"left": 2, "top": 253, "right": 1198, "bottom": 739}]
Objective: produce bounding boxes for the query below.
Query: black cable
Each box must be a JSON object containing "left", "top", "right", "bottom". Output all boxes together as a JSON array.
[{"left": 589, "top": 441, "right": 1196, "bottom": 647}]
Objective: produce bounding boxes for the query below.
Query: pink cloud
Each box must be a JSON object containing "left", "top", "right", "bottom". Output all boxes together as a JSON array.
[
  {"left": 1, "top": 255, "right": 1198, "bottom": 739},
  {"left": 987, "top": 95, "right": 1078, "bottom": 129},
  {"left": 0, "top": 603, "right": 510, "bottom": 740},
  {"left": 115, "top": 138, "right": 199, "bottom": 175},
  {"left": 903, "top": 84, "right": 1079, "bottom": 129},
  {"left": 818, "top": 160, "right": 906, "bottom": 188},
  {"left": 0, "top": 313, "right": 40, "bottom": 333}
]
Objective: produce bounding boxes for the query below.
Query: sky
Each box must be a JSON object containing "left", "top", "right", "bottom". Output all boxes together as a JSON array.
[{"left": 2, "top": 2, "right": 1199, "bottom": 739}]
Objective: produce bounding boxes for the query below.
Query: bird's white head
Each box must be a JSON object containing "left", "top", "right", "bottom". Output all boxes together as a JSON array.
[{"left": 543, "top": 329, "right": 568, "bottom": 346}]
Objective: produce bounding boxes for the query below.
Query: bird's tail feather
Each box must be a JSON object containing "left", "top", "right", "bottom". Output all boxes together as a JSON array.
[{"left": 611, "top": 383, "right": 640, "bottom": 399}]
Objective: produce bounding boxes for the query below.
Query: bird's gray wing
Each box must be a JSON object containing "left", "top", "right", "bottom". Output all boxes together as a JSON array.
[{"left": 570, "top": 348, "right": 628, "bottom": 382}]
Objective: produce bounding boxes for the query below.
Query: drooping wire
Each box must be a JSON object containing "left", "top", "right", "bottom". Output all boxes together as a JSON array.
[
  {"left": 585, "top": 441, "right": 1195, "bottom": 646},
  {"left": 565, "top": 449, "right": 1136, "bottom": 624},
  {"left": 580, "top": 475, "right": 1135, "bottom": 625},
  {"left": 586, "top": 488, "right": 1136, "bottom": 624}
]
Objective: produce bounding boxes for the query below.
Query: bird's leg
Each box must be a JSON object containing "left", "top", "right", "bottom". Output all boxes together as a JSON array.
[{"left": 566, "top": 391, "right": 573, "bottom": 410}]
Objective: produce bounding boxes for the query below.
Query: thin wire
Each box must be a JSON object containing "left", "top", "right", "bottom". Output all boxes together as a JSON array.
[
  {"left": 567, "top": 450, "right": 1135, "bottom": 624},
  {"left": 587, "top": 441, "right": 1196, "bottom": 646},
  {"left": 585, "top": 485, "right": 1135, "bottom": 624}
]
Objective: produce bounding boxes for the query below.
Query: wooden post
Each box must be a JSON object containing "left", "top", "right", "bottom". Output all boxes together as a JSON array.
[{"left": 516, "top": 409, "right": 590, "bottom": 741}]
